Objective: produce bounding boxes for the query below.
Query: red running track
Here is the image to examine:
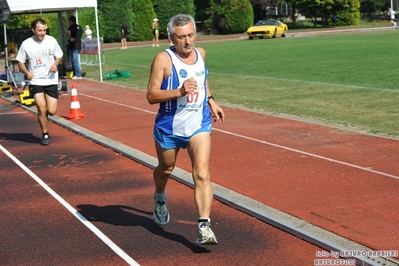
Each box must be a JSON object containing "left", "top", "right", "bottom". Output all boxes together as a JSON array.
[
  {"left": 1, "top": 75, "right": 398, "bottom": 265},
  {"left": 1, "top": 98, "right": 323, "bottom": 265},
  {"left": 58, "top": 79, "right": 398, "bottom": 253}
]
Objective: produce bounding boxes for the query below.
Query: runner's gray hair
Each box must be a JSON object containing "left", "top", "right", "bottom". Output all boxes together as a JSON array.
[{"left": 168, "top": 14, "right": 196, "bottom": 36}]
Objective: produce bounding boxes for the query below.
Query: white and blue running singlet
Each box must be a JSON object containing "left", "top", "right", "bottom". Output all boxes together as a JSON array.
[{"left": 154, "top": 47, "right": 212, "bottom": 137}]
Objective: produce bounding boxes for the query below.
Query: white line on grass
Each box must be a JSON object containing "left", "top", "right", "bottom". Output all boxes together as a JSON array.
[
  {"left": 105, "top": 62, "right": 150, "bottom": 69},
  {"left": 0, "top": 145, "right": 140, "bottom": 266},
  {"left": 103, "top": 62, "right": 397, "bottom": 93},
  {"left": 211, "top": 72, "right": 398, "bottom": 93},
  {"left": 80, "top": 93, "right": 398, "bottom": 180}
]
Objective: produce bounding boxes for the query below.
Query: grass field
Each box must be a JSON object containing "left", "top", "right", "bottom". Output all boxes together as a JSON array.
[{"left": 83, "top": 28, "right": 399, "bottom": 138}]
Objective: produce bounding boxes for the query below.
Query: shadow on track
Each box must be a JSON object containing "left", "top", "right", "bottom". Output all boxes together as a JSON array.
[
  {"left": 0, "top": 133, "right": 41, "bottom": 143},
  {"left": 76, "top": 204, "right": 210, "bottom": 254}
]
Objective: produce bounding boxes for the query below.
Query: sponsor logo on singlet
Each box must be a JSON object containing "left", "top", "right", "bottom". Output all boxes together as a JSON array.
[{"left": 179, "top": 69, "right": 188, "bottom": 78}]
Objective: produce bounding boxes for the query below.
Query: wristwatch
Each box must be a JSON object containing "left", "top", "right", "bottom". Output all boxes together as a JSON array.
[{"left": 207, "top": 95, "right": 215, "bottom": 102}]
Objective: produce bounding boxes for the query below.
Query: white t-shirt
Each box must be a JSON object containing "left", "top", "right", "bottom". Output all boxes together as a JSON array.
[
  {"left": 16, "top": 35, "right": 63, "bottom": 86},
  {"left": 389, "top": 10, "right": 396, "bottom": 19},
  {"left": 84, "top": 28, "right": 93, "bottom": 39}
]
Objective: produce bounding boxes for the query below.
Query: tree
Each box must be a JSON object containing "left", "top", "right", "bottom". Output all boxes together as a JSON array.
[
  {"left": 132, "top": 0, "right": 156, "bottom": 41},
  {"left": 250, "top": 0, "right": 278, "bottom": 22},
  {"left": 76, "top": 8, "right": 102, "bottom": 39},
  {"left": 288, "top": 0, "right": 361, "bottom": 27},
  {"left": 4, "top": 13, "right": 61, "bottom": 49},
  {"left": 205, "top": 0, "right": 253, "bottom": 34},
  {"left": 275, "top": 0, "right": 299, "bottom": 23},
  {"left": 195, "top": 0, "right": 211, "bottom": 21},
  {"left": 98, "top": 0, "right": 133, "bottom": 42},
  {"left": 360, "top": 0, "right": 390, "bottom": 18},
  {"left": 223, "top": 0, "right": 254, "bottom": 33},
  {"left": 152, "top": 0, "right": 195, "bottom": 38},
  {"left": 333, "top": 0, "right": 361, "bottom": 26}
]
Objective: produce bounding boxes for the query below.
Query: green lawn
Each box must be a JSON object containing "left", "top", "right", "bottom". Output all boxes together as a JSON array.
[{"left": 83, "top": 28, "right": 399, "bottom": 138}]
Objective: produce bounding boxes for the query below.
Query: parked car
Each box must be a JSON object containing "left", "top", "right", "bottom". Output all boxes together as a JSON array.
[{"left": 247, "top": 20, "right": 288, "bottom": 39}]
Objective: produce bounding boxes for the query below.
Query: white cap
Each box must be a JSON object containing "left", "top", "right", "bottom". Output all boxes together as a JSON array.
[{"left": 153, "top": 18, "right": 158, "bottom": 22}]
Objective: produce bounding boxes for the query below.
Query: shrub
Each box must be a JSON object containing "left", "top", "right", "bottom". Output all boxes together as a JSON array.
[
  {"left": 205, "top": 0, "right": 253, "bottom": 34},
  {"left": 132, "top": 0, "right": 156, "bottom": 41},
  {"left": 153, "top": 0, "right": 195, "bottom": 38}
]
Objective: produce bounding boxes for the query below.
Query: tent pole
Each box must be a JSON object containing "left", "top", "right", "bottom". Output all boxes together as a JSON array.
[
  {"left": 2, "top": 24, "right": 17, "bottom": 87},
  {"left": 94, "top": 6, "right": 103, "bottom": 82},
  {"left": 74, "top": 9, "right": 82, "bottom": 76},
  {"left": 3, "top": 24, "right": 9, "bottom": 82},
  {"left": 57, "top": 12, "right": 66, "bottom": 55}
]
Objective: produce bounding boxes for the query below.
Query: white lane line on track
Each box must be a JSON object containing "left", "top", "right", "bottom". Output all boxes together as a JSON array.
[
  {"left": 80, "top": 93, "right": 399, "bottom": 180},
  {"left": 215, "top": 129, "right": 399, "bottom": 180},
  {"left": 0, "top": 144, "right": 140, "bottom": 266},
  {"left": 81, "top": 93, "right": 154, "bottom": 114}
]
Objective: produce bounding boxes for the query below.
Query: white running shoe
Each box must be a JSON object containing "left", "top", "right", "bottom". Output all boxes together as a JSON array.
[
  {"left": 195, "top": 222, "right": 218, "bottom": 245},
  {"left": 153, "top": 201, "right": 170, "bottom": 226}
]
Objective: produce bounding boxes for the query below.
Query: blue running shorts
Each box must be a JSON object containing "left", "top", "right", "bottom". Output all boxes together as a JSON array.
[{"left": 154, "top": 124, "right": 212, "bottom": 149}]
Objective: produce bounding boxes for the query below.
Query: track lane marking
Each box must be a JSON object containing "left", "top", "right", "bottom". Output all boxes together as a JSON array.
[
  {"left": 0, "top": 144, "right": 140, "bottom": 266},
  {"left": 81, "top": 93, "right": 399, "bottom": 180},
  {"left": 81, "top": 93, "right": 153, "bottom": 114},
  {"left": 215, "top": 128, "right": 399, "bottom": 180}
]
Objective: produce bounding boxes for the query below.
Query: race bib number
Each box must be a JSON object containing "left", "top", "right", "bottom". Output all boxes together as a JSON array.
[
  {"left": 33, "top": 57, "right": 43, "bottom": 67},
  {"left": 177, "top": 86, "right": 205, "bottom": 110}
]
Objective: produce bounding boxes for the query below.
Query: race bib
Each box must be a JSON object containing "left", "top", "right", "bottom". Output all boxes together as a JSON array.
[{"left": 177, "top": 85, "right": 205, "bottom": 110}]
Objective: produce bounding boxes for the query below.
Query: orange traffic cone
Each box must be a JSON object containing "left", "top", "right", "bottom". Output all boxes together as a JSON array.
[{"left": 67, "top": 84, "right": 85, "bottom": 119}]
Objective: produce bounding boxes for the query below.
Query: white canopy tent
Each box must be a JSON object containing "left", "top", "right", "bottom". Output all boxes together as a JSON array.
[{"left": 5, "top": 0, "right": 103, "bottom": 82}]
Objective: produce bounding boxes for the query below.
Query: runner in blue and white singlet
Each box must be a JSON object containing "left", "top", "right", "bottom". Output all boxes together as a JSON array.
[
  {"left": 147, "top": 14, "right": 225, "bottom": 245},
  {"left": 154, "top": 47, "right": 212, "bottom": 138}
]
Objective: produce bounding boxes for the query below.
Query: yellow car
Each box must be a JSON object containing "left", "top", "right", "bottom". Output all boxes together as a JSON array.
[{"left": 247, "top": 20, "right": 288, "bottom": 39}]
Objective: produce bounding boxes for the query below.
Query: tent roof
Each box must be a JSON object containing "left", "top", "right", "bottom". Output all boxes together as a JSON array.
[{"left": 8, "top": 0, "right": 97, "bottom": 14}]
